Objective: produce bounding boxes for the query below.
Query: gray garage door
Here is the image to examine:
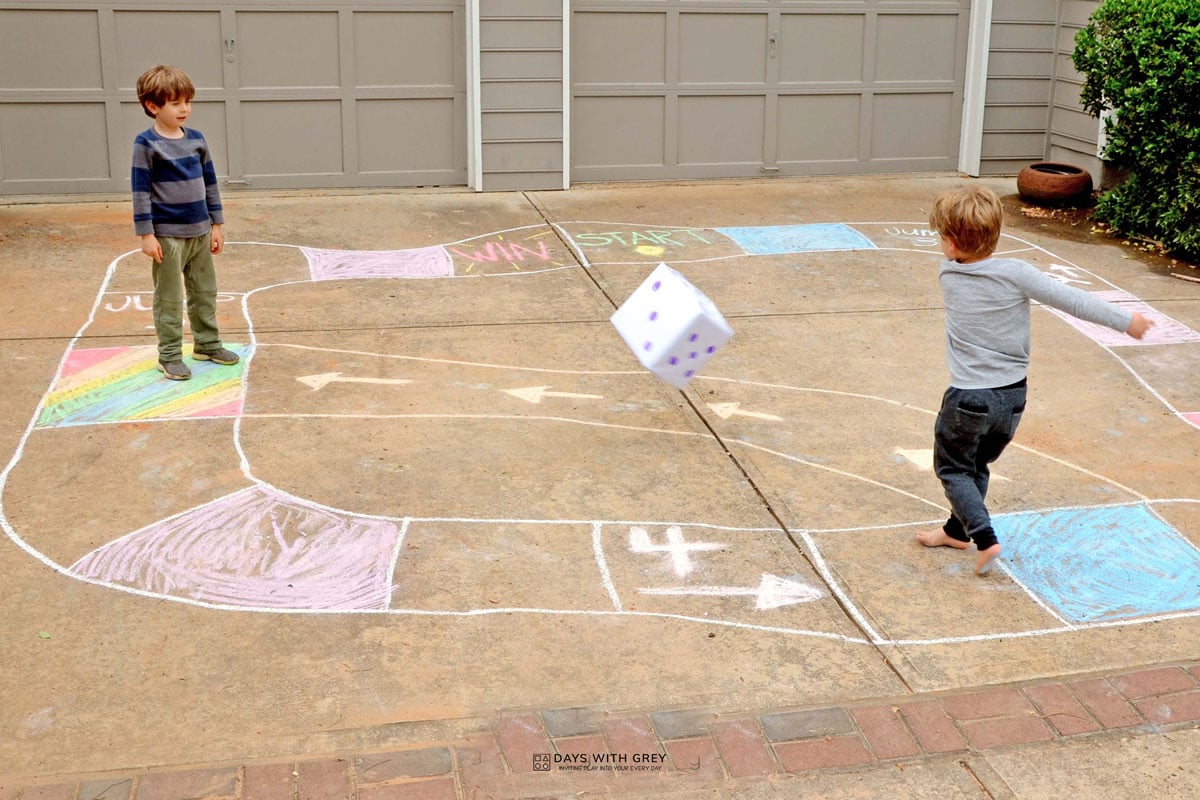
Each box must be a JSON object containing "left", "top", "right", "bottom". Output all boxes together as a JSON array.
[
  {"left": 0, "top": 1, "right": 466, "bottom": 195},
  {"left": 571, "top": 0, "right": 971, "bottom": 181}
]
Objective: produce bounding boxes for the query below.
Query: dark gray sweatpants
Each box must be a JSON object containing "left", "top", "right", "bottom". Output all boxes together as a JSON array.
[{"left": 933, "top": 380, "right": 1027, "bottom": 551}]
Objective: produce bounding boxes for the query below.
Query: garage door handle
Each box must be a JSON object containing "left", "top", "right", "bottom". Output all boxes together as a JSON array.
[
  {"left": 224, "top": 37, "right": 236, "bottom": 63},
  {"left": 768, "top": 30, "right": 778, "bottom": 59}
]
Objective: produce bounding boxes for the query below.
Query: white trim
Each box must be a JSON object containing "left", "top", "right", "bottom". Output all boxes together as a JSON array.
[
  {"left": 561, "top": 0, "right": 571, "bottom": 190},
  {"left": 1097, "top": 108, "right": 1113, "bottom": 159},
  {"left": 466, "top": 0, "right": 483, "bottom": 191},
  {"left": 958, "top": 0, "right": 994, "bottom": 176}
]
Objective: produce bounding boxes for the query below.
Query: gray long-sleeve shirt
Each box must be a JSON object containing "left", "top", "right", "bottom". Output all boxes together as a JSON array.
[{"left": 940, "top": 256, "right": 1134, "bottom": 389}]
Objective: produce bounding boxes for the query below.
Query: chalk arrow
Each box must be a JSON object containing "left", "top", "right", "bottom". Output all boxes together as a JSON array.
[
  {"left": 707, "top": 402, "right": 783, "bottom": 422},
  {"left": 894, "top": 447, "right": 934, "bottom": 471},
  {"left": 503, "top": 385, "right": 604, "bottom": 404},
  {"left": 638, "top": 573, "right": 823, "bottom": 610},
  {"left": 297, "top": 372, "right": 414, "bottom": 390}
]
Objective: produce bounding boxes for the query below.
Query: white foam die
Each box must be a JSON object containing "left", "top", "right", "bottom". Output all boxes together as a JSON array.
[{"left": 610, "top": 263, "right": 734, "bottom": 389}]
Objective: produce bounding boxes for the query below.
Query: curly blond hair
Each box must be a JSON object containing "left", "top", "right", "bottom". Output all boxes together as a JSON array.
[{"left": 929, "top": 184, "right": 1003, "bottom": 260}]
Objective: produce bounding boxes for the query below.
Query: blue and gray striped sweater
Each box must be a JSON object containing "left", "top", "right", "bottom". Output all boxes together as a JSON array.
[{"left": 131, "top": 127, "right": 223, "bottom": 238}]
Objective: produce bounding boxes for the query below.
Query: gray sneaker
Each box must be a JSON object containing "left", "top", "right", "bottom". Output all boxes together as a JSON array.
[
  {"left": 192, "top": 347, "right": 240, "bottom": 365},
  {"left": 157, "top": 360, "right": 192, "bottom": 381}
]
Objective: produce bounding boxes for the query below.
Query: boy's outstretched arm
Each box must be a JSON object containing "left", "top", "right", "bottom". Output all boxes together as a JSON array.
[{"left": 1126, "top": 311, "right": 1154, "bottom": 339}]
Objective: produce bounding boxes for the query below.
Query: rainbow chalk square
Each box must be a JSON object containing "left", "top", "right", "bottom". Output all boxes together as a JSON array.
[{"left": 611, "top": 263, "right": 734, "bottom": 389}]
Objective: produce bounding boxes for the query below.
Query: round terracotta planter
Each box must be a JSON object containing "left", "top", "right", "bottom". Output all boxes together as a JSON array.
[{"left": 1017, "top": 162, "right": 1094, "bottom": 203}]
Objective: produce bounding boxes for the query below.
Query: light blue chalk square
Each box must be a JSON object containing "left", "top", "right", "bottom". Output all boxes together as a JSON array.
[
  {"left": 995, "top": 504, "right": 1200, "bottom": 623},
  {"left": 716, "top": 223, "right": 877, "bottom": 255}
]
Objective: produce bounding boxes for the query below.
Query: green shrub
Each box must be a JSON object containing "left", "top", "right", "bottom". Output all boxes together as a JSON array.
[{"left": 1073, "top": 0, "right": 1200, "bottom": 258}]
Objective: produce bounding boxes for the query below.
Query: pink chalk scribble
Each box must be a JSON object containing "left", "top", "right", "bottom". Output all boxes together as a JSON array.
[
  {"left": 301, "top": 245, "right": 454, "bottom": 281},
  {"left": 70, "top": 486, "right": 403, "bottom": 610},
  {"left": 1045, "top": 290, "right": 1200, "bottom": 348}
]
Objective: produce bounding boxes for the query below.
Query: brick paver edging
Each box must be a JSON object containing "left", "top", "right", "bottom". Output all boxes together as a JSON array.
[{"left": 5, "top": 663, "right": 1200, "bottom": 799}]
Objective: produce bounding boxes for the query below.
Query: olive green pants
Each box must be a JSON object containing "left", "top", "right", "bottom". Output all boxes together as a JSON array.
[{"left": 152, "top": 232, "right": 223, "bottom": 362}]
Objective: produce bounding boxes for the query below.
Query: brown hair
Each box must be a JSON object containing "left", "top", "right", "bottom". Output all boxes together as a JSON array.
[
  {"left": 136, "top": 65, "right": 195, "bottom": 119},
  {"left": 929, "top": 184, "right": 1003, "bottom": 260}
]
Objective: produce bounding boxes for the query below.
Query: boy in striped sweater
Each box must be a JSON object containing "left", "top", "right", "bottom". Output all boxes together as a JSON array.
[{"left": 132, "top": 65, "right": 238, "bottom": 380}]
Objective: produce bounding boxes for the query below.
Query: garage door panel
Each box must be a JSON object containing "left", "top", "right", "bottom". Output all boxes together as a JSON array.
[
  {"left": 679, "top": 14, "right": 767, "bottom": 85},
  {"left": 573, "top": 12, "right": 667, "bottom": 86},
  {"left": 237, "top": 12, "right": 341, "bottom": 89},
  {"left": 358, "top": 99, "right": 456, "bottom": 174},
  {"left": 0, "top": 10, "right": 101, "bottom": 90},
  {"left": 242, "top": 100, "right": 343, "bottom": 176},
  {"left": 114, "top": 11, "right": 224, "bottom": 90},
  {"left": 876, "top": 15, "right": 959, "bottom": 83},
  {"left": 678, "top": 96, "right": 764, "bottom": 165},
  {"left": 871, "top": 93, "right": 954, "bottom": 160},
  {"left": 573, "top": 96, "right": 665, "bottom": 169},
  {"left": 778, "top": 94, "right": 861, "bottom": 163},
  {"left": 779, "top": 14, "right": 864, "bottom": 84},
  {"left": 355, "top": 11, "right": 456, "bottom": 88},
  {"left": 0, "top": 104, "right": 109, "bottom": 180}
]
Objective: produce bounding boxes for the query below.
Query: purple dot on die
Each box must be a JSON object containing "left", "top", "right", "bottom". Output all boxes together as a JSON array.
[
  {"left": 643, "top": 341, "right": 653, "bottom": 351},
  {"left": 706, "top": 346, "right": 716, "bottom": 354},
  {"left": 652, "top": 281, "right": 661, "bottom": 291},
  {"left": 689, "top": 351, "right": 698, "bottom": 359},
  {"left": 649, "top": 311, "right": 658, "bottom": 321},
  {"left": 668, "top": 356, "right": 678, "bottom": 365},
  {"left": 688, "top": 333, "right": 699, "bottom": 342},
  {"left": 684, "top": 370, "right": 695, "bottom": 378}
]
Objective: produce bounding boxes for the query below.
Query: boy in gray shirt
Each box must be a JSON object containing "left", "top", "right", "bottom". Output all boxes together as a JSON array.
[{"left": 918, "top": 184, "right": 1153, "bottom": 574}]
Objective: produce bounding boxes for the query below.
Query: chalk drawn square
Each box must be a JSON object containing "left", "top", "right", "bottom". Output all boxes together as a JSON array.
[
  {"left": 70, "top": 486, "right": 403, "bottom": 610},
  {"left": 1043, "top": 290, "right": 1200, "bottom": 348},
  {"left": 715, "top": 224, "right": 877, "bottom": 255},
  {"left": 37, "top": 344, "right": 248, "bottom": 428},
  {"left": 301, "top": 245, "right": 453, "bottom": 281},
  {"left": 996, "top": 504, "right": 1200, "bottom": 623}
]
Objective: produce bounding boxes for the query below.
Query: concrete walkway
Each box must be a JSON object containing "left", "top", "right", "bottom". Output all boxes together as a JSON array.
[{"left": 2, "top": 176, "right": 1198, "bottom": 798}]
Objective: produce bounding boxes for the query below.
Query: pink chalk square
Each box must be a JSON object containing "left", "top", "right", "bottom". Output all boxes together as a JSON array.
[
  {"left": 302, "top": 245, "right": 453, "bottom": 281},
  {"left": 1045, "top": 291, "right": 1200, "bottom": 347},
  {"left": 1183, "top": 412, "right": 1200, "bottom": 429}
]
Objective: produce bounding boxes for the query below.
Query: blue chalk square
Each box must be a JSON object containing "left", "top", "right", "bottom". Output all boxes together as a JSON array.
[
  {"left": 996, "top": 504, "right": 1200, "bottom": 623},
  {"left": 716, "top": 223, "right": 877, "bottom": 255}
]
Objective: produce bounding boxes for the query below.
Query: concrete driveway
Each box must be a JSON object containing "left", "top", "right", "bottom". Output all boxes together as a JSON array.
[{"left": 2, "top": 175, "right": 1198, "bottom": 794}]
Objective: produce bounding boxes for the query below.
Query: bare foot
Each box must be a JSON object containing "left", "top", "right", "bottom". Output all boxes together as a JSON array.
[
  {"left": 916, "top": 528, "right": 970, "bottom": 550},
  {"left": 976, "top": 543, "right": 1002, "bottom": 575}
]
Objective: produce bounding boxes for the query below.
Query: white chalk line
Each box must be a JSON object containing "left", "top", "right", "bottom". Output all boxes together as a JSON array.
[
  {"left": 593, "top": 521, "right": 622, "bottom": 611},
  {"left": 263, "top": 341, "right": 644, "bottom": 377},
  {"left": 383, "top": 517, "right": 412, "bottom": 611}
]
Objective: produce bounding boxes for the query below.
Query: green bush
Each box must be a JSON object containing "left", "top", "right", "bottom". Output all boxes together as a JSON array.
[{"left": 1073, "top": 0, "right": 1200, "bottom": 258}]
